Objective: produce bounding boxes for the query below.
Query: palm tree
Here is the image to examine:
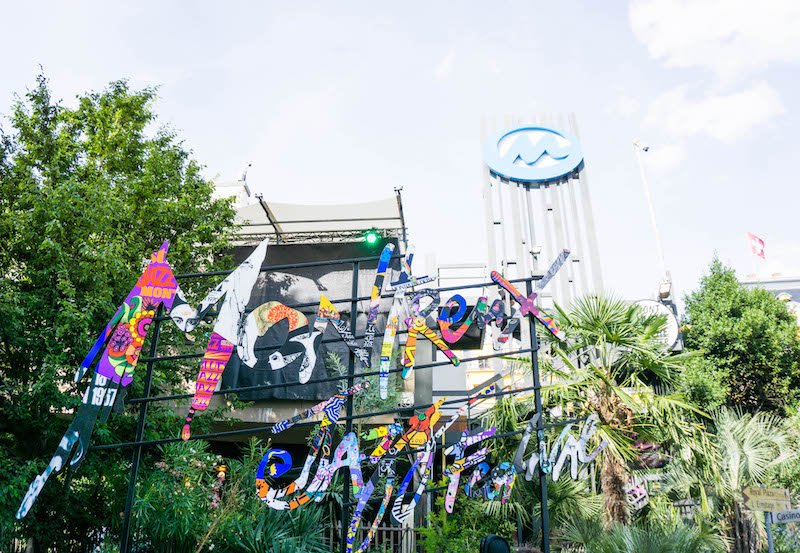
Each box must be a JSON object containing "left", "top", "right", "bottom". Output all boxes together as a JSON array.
[
  {"left": 559, "top": 517, "right": 726, "bottom": 553},
  {"left": 544, "top": 294, "right": 705, "bottom": 526},
  {"left": 663, "top": 408, "right": 796, "bottom": 552},
  {"left": 480, "top": 393, "right": 602, "bottom": 542}
]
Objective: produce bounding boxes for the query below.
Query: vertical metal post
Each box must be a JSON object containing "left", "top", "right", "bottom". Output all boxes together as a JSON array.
[
  {"left": 394, "top": 187, "right": 409, "bottom": 250},
  {"left": 766, "top": 512, "right": 775, "bottom": 553},
  {"left": 119, "top": 304, "right": 164, "bottom": 552},
  {"left": 633, "top": 141, "right": 667, "bottom": 279},
  {"left": 526, "top": 280, "right": 550, "bottom": 553},
  {"left": 340, "top": 261, "right": 359, "bottom": 553}
]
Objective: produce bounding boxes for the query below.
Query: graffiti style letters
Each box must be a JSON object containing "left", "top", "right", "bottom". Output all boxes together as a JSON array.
[
  {"left": 514, "top": 414, "right": 607, "bottom": 482},
  {"left": 177, "top": 239, "right": 269, "bottom": 440},
  {"left": 391, "top": 440, "right": 435, "bottom": 524},
  {"left": 270, "top": 381, "right": 367, "bottom": 435},
  {"left": 17, "top": 242, "right": 178, "bottom": 520},
  {"left": 255, "top": 383, "right": 368, "bottom": 510},
  {"left": 402, "top": 316, "right": 459, "bottom": 376},
  {"left": 313, "top": 244, "right": 394, "bottom": 369},
  {"left": 490, "top": 250, "right": 570, "bottom": 341},
  {"left": 443, "top": 427, "right": 497, "bottom": 512},
  {"left": 438, "top": 295, "right": 489, "bottom": 344},
  {"left": 379, "top": 245, "right": 430, "bottom": 399},
  {"left": 347, "top": 459, "right": 395, "bottom": 553},
  {"left": 464, "top": 462, "right": 516, "bottom": 502}
]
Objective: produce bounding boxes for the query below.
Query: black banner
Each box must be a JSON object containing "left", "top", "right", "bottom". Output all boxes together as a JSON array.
[{"left": 221, "top": 239, "right": 400, "bottom": 400}]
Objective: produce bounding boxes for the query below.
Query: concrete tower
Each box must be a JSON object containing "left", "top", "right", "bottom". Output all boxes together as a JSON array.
[{"left": 482, "top": 114, "right": 603, "bottom": 305}]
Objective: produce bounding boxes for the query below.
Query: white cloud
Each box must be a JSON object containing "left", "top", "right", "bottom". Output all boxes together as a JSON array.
[
  {"left": 644, "top": 143, "right": 686, "bottom": 173},
  {"left": 630, "top": 0, "right": 800, "bottom": 79},
  {"left": 435, "top": 48, "right": 456, "bottom": 80},
  {"left": 644, "top": 81, "right": 784, "bottom": 142}
]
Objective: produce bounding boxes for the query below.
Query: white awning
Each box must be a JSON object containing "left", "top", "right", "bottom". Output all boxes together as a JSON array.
[{"left": 235, "top": 195, "right": 406, "bottom": 244}]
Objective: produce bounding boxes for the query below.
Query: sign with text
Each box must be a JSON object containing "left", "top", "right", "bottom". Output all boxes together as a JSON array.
[
  {"left": 743, "top": 487, "right": 791, "bottom": 512},
  {"left": 774, "top": 510, "right": 800, "bottom": 524}
]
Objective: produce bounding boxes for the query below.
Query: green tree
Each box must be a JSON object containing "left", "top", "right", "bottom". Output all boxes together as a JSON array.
[
  {"left": 683, "top": 258, "right": 800, "bottom": 412},
  {"left": 0, "top": 74, "right": 235, "bottom": 549},
  {"left": 663, "top": 409, "right": 795, "bottom": 552},
  {"left": 545, "top": 295, "right": 704, "bottom": 527}
]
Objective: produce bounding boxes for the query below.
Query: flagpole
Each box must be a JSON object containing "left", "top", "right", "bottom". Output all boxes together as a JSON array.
[{"left": 746, "top": 232, "right": 767, "bottom": 277}]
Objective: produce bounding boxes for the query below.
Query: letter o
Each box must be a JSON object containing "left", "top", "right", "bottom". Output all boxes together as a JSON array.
[
  {"left": 256, "top": 448, "right": 293, "bottom": 479},
  {"left": 438, "top": 294, "right": 467, "bottom": 324}
]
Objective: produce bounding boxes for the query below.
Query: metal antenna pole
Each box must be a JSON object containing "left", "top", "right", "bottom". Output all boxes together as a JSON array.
[
  {"left": 633, "top": 141, "right": 667, "bottom": 278},
  {"left": 340, "top": 261, "right": 359, "bottom": 553}
]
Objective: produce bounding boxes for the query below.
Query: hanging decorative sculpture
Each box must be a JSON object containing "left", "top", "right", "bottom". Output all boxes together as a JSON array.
[
  {"left": 490, "top": 249, "right": 570, "bottom": 341},
  {"left": 314, "top": 244, "right": 394, "bottom": 368},
  {"left": 514, "top": 413, "right": 607, "bottom": 482},
  {"left": 17, "top": 242, "right": 178, "bottom": 519},
  {"left": 255, "top": 382, "right": 368, "bottom": 510},
  {"left": 379, "top": 245, "right": 434, "bottom": 399},
  {"left": 17, "top": 234, "right": 590, "bottom": 539},
  {"left": 174, "top": 239, "right": 269, "bottom": 440}
]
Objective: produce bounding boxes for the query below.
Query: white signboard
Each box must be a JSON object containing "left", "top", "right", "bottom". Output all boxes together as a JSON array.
[{"left": 635, "top": 299, "right": 679, "bottom": 349}]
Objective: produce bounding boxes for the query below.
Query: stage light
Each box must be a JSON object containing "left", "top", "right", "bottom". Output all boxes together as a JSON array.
[{"left": 364, "top": 229, "right": 379, "bottom": 245}]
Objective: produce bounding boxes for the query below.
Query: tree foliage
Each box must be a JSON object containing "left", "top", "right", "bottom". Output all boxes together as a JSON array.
[
  {"left": 683, "top": 258, "right": 800, "bottom": 412},
  {"left": 132, "top": 439, "right": 333, "bottom": 553},
  {"left": 545, "top": 294, "right": 705, "bottom": 526},
  {"left": 662, "top": 409, "right": 796, "bottom": 552},
  {"left": 0, "top": 74, "right": 235, "bottom": 547}
]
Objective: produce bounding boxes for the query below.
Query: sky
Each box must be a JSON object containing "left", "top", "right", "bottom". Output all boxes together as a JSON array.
[{"left": 1, "top": 0, "right": 798, "bottom": 305}]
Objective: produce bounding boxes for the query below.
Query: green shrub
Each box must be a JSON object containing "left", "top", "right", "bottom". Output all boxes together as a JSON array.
[{"left": 418, "top": 483, "right": 516, "bottom": 553}]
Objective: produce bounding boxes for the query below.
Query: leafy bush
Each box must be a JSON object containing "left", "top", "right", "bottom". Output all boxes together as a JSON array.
[
  {"left": 557, "top": 518, "right": 726, "bottom": 553},
  {"left": 228, "top": 507, "right": 329, "bottom": 553},
  {"left": 133, "top": 441, "right": 221, "bottom": 552},
  {"left": 418, "top": 484, "right": 516, "bottom": 553},
  {"left": 678, "top": 357, "right": 728, "bottom": 412},
  {"left": 132, "top": 439, "right": 334, "bottom": 553}
]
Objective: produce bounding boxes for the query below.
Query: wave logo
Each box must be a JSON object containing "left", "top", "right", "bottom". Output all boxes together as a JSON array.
[{"left": 483, "top": 126, "right": 583, "bottom": 183}]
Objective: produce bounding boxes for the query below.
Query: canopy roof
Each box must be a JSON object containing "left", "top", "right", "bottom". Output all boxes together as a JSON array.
[{"left": 234, "top": 194, "right": 407, "bottom": 245}]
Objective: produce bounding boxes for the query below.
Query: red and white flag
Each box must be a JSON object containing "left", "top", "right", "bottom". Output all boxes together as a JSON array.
[{"left": 746, "top": 232, "right": 766, "bottom": 259}]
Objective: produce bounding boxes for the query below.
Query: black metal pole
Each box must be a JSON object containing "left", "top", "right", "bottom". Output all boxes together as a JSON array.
[
  {"left": 394, "top": 187, "right": 408, "bottom": 250},
  {"left": 526, "top": 280, "right": 550, "bottom": 553},
  {"left": 119, "top": 304, "right": 164, "bottom": 552},
  {"left": 340, "top": 261, "right": 359, "bottom": 553}
]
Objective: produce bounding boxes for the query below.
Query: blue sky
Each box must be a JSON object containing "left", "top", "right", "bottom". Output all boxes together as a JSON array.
[{"left": 1, "top": 1, "right": 798, "bottom": 304}]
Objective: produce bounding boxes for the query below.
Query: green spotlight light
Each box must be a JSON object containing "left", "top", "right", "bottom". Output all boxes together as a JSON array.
[{"left": 364, "top": 229, "right": 379, "bottom": 245}]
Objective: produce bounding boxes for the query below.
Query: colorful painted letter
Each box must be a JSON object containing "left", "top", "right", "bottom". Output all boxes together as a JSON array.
[
  {"left": 17, "top": 242, "right": 178, "bottom": 519},
  {"left": 176, "top": 239, "right": 269, "bottom": 440}
]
